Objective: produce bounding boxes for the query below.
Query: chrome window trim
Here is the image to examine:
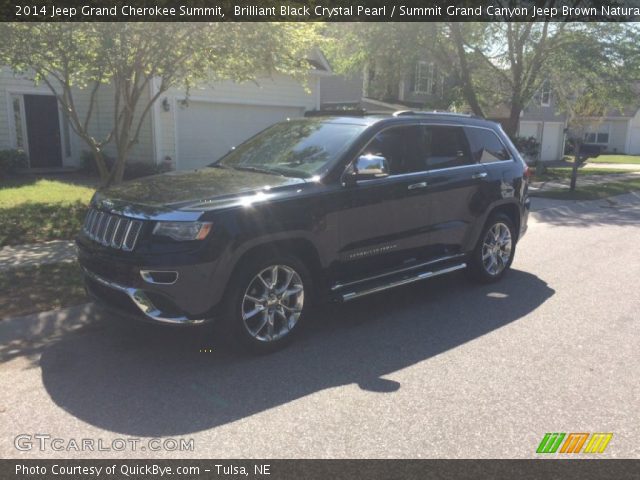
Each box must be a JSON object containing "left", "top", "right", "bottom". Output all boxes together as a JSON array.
[{"left": 345, "top": 122, "right": 514, "bottom": 185}]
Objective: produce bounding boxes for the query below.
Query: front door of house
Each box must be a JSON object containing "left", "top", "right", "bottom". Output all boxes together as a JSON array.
[{"left": 23, "top": 95, "right": 62, "bottom": 168}]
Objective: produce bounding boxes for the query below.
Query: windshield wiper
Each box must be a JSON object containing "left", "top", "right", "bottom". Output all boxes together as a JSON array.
[{"left": 231, "top": 165, "right": 287, "bottom": 177}]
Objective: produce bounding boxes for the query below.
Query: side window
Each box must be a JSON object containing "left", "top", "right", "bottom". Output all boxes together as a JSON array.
[
  {"left": 465, "top": 127, "right": 511, "bottom": 163},
  {"left": 362, "top": 126, "right": 424, "bottom": 175},
  {"left": 421, "top": 126, "right": 472, "bottom": 171},
  {"left": 361, "top": 125, "right": 473, "bottom": 175}
]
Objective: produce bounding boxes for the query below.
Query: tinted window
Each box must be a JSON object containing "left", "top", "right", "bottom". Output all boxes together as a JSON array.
[
  {"left": 362, "top": 126, "right": 423, "bottom": 175},
  {"left": 421, "top": 126, "right": 472, "bottom": 170},
  {"left": 465, "top": 127, "right": 511, "bottom": 163},
  {"left": 362, "top": 125, "right": 472, "bottom": 175}
]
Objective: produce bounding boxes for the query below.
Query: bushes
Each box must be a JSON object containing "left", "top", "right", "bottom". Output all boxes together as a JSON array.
[
  {"left": 0, "top": 201, "right": 88, "bottom": 247},
  {"left": 510, "top": 136, "right": 540, "bottom": 165},
  {"left": 0, "top": 149, "right": 28, "bottom": 176}
]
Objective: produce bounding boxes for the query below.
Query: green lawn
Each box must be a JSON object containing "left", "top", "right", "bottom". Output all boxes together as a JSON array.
[
  {"left": 0, "top": 178, "right": 95, "bottom": 246},
  {"left": 0, "top": 262, "right": 86, "bottom": 319},
  {"left": 534, "top": 167, "right": 640, "bottom": 182},
  {"left": 577, "top": 154, "right": 640, "bottom": 165},
  {"left": 533, "top": 178, "right": 640, "bottom": 200}
]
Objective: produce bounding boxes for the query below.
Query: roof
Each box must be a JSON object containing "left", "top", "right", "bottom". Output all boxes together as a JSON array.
[{"left": 301, "top": 110, "right": 500, "bottom": 128}]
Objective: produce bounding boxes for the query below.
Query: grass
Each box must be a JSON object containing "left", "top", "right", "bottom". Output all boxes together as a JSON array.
[
  {"left": 0, "top": 262, "right": 86, "bottom": 319},
  {"left": 533, "top": 178, "right": 640, "bottom": 200},
  {"left": 534, "top": 167, "right": 640, "bottom": 182},
  {"left": 583, "top": 155, "right": 640, "bottom": 165},
  {"left": 0, "top": 178, "right": 95, "bottom": 246}
]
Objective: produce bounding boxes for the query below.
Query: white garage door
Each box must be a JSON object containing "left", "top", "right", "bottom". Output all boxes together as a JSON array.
[
  {"left": 518, "top": 122, "right": 540, "bottom": 141},
  {"left": 176, "top": 102, "right": 304, "bottom": 170},
  {"left": 629, "top": 126, "right": 640, "bottom": 155},
  {"left": 541, "top": 123, "right": 563, "bottom": 161}
]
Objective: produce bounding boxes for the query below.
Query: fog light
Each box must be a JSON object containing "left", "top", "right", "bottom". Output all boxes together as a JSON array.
[{"left": 140, "top": 270, "right": 178, "bottom": 285}]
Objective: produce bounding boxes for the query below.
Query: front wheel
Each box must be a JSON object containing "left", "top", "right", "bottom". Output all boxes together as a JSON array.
[
  {"left": 223, "top": 255, "right": 311, "bottom": 353},
  {"left": 467, "top": 214, "right": 516, "bottom": 283}
]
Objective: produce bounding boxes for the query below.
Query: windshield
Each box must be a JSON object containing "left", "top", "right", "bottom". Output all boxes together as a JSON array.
[{"left": 216, "top": 120, "right": 367, "bottom": 178}]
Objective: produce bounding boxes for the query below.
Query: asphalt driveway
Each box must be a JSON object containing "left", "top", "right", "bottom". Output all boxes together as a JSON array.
[{"left": 1, "top": 193, "right": 639, "bottom": 458}]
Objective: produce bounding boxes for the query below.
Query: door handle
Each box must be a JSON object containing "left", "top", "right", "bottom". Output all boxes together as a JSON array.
[
  {"left": 407, "top": 182, "right": 428, "bottom": 190},
  {"left": 472, "top": 172, "right": 488, "bottom": 179}
]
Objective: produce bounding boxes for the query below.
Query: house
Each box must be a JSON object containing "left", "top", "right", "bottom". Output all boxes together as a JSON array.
[
  {"left": 516, "top": 80, "right": 640, "bottom": 160},
  {"left": 319, "top": 61, "right": 448, "bottom": 112},
  {"left": 1, "top": 50, "right": 331, "bottom": 171},
  {"left": 321, "top": 65, "right": 640, "bottom": 162}
]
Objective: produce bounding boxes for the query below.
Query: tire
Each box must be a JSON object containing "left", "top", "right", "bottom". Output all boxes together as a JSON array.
[
  {"left": 467, "top": 213, "right": 516, "bottom": 283},
  {"left": 221, "top": 253, "right": 312, "bottom": 353}
]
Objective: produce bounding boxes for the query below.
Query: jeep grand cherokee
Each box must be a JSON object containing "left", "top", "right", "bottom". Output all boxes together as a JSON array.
[{"left": 77, "top": 111, "right": 530, "bottom": 352}]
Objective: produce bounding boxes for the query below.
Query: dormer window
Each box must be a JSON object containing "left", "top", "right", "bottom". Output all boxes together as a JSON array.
[
  {"left": 540, "top": 80, "right": 552, "bottom": 106},
  {"left": 414, "top": 61, "right": 435, "bottom": 94}
]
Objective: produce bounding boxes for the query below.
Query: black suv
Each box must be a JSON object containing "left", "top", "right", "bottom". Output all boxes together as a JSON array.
[{"left": 78, "top": 111, "right": 530, "bottom": 352}]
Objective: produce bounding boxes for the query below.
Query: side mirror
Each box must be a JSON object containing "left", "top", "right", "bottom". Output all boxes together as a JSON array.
[{"left": 346, "top": 155, "right": 389, "bottom": 184}]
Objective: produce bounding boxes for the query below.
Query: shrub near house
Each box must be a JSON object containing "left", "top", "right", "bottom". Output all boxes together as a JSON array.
[{"left": 0, "top": 149, "right": 28, "bottom": 177}]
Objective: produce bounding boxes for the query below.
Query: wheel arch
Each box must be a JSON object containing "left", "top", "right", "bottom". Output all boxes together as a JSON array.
[
  {"left": 224, "top": 237, "right": 324, "bottom": 299},
  {"left": 489, "top": 202, "right": 521, "bottom": 241}
]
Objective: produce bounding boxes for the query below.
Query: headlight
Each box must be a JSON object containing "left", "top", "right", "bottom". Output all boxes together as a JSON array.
[{"left": 152, "top": 221, "right": 212, "bottom": 241}]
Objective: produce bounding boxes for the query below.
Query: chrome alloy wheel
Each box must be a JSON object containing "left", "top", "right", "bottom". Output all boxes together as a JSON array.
[
  {"left": 241, "top": 265, "right": 304, "bottom": 342},
  {"left": 481, "top": 222, "right": 512, "bottom": 276}
]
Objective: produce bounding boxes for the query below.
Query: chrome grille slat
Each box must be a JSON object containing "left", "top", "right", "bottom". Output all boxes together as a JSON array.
[
  {"left": 88, "top": 210, "right": 100, "bottom": 239},
  {"left": 111, "top": 218, "right": 124, "bottom": 248},
  {"left": 102, "top": 216, "right": 115, "bottom": 245},
  {"left": 96, "top": 212, "right": 108, "bottom": 240},
  {"left": 123, "top": 220, "right": 143, "bottom": 251},
  {"left": 82, "top": 208, "right": 143, "bottom": 251}
]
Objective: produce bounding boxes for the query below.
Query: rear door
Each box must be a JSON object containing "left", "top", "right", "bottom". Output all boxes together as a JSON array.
[{"left": 392, "top": 124, "right": 489, "bottom": 261}]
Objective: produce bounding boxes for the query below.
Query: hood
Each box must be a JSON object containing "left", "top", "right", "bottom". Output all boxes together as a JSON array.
[{"left": 99, "top": 167, "right": 306, "bottom": 212}]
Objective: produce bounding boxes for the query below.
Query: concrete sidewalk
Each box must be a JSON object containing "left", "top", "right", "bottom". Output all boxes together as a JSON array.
[{"left": 0, "top": 240, "right": 76, "bottom": 271}]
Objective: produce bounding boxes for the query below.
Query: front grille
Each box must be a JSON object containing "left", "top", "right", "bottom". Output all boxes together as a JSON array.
[{"left": 83, "top": 208, "right": 143, "bottom": 251}]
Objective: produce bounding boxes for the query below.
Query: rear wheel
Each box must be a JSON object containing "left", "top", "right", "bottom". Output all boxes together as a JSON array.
[
  {"left": 223, "top": 255, "right": 311, "bottom": 353},
  {"left": 468, "top": 213, "right": 516, "bottom": 283}
]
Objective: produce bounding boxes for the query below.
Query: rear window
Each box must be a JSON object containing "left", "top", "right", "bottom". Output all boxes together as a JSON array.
[{"left": 465, "top": 127, "right": 511, "bottom": 163}]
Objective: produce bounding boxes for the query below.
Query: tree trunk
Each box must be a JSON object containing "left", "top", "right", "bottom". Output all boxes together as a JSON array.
[
  {"left": 450, "top": 23, "right": 485, "bottom": 118},
  {"left": 570, "top": 142, "right": 581, "bottom": 191},
  {"left": 91, "top": 149, "right": 109, "bottom": 185},
  {"left": 503, "top": 103, "right": 523, "bottom": 138}
]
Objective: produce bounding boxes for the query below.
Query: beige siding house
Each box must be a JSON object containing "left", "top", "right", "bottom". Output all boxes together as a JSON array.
[{"left": 1, "top": 52, "right": 330, "bottom": 171}]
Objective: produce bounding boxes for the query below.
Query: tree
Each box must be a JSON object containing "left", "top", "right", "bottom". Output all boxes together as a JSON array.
[
  {"left": 545, "top": 24, "right": 640, "bottom": 190},
  {"left": 0, "top": 23, "right": 321, "bottom": 186},
  {"left": 328, "top": 21, "right": 639, "bottom": 137}
]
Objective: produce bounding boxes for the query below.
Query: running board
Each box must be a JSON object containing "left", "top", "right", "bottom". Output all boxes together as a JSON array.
[{"left": 341, "top": 263, "right": 467, "bottom": 302}]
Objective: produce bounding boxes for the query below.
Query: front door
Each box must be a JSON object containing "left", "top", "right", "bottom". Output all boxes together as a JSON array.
[{"left": 23, "top": 95, "right": 62, "bottom": 168}]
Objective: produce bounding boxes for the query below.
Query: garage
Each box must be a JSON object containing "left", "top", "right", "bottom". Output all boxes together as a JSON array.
[
  {"left": 175, "top": 101, "right": 304, "bottom": 170},
  {"left": 518, "top": 121, "right": 565, "bottom": 162}
]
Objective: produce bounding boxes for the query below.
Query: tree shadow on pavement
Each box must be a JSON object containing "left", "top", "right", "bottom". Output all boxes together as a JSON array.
[
  {"left": 37, "top": 269, "right": 554, "bottom": 436},
  {"left": 531, "top": 192, "right": 640, "bottom": 228}
]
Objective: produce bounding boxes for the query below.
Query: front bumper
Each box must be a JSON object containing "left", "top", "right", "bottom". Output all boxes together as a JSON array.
[{"left": 83, "top": 267, "right": 210, "bottom": 325}]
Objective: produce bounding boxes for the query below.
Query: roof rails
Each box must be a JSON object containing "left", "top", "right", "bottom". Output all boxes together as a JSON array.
[
  {"left": 305, "top": 109, "right": 367, "bottom": 118},
  {"left": 392, "top": 110, "right": 482, "bottom": 119}
]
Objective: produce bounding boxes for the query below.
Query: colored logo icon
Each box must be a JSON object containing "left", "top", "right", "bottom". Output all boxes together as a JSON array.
[{"left": 537, "top": 433, "right": 613, "bottom": 454}]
